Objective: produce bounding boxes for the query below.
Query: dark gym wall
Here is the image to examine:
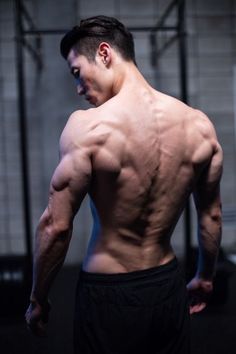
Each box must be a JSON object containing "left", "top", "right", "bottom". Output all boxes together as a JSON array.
[{"left": 0, "top": 0, "right": 236, "bottom": 264}]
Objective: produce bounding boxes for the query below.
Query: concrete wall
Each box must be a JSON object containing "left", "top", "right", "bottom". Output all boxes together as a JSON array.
[{"left": 0, "top": 0, "right": 236, "bottom": 264}]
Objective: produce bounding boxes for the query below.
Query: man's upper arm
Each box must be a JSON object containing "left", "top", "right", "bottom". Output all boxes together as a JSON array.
[
  {"left": 194, "top": 142, "right": 223, "bottom": 214},
  {"left": 46, "top": 112, "right": 92, "bottom": 227}
]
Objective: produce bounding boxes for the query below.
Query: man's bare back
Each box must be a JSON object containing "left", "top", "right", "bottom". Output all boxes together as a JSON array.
[{"left": 60, "top": 86, "right": 221, "bottom": 274}]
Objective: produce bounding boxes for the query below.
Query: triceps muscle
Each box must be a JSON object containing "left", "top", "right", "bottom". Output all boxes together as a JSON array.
[{"left": 50, "top": 149, "right": 92, "bottom": 222}]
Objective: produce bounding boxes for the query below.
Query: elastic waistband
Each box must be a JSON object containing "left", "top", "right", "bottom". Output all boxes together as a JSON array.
[{"left": 79, "top": 257, "right": 178, "bottom": 286}]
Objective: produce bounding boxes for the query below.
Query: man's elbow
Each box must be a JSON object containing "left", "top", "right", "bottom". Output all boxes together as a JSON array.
[
  {"left": 199, "top": 208, "right": 222, "bottom": 235},
  {"left": 38, "top": 209, "right": 72, "bottom": 241},
  {"left": 48, "top": 222, "right": 72, "bottom": 241},
  {"left": 210, "top": 203, "right": 222, "bottom": 225}
]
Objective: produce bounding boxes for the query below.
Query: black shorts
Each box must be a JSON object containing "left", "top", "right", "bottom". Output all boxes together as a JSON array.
[{"left": 74, "top": 258, "right": 190, "bottom": 354}]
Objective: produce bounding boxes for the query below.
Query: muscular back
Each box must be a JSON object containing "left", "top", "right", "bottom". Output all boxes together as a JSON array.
[{"left": 62, "top": 88, "right": 221, "bottom": 273}]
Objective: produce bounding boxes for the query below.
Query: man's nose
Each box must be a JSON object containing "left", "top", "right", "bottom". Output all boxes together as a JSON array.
[
  {"left": 77, "top": 85, "right": 85, "bottom": 95},
  {"left": 75, "top": 78, "right": 85, "bottom": 95}
]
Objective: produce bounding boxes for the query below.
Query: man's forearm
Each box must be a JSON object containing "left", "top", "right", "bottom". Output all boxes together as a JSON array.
[
  {"left": 197, "top": 215, "right": 222, "bottom": 280},
  {"left": 30, "top": 219, "right": 72, "bottom": 305}
]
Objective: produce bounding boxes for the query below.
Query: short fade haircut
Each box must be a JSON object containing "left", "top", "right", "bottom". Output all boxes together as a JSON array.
[{"left": 60, "top": 15, "right": 136, "bottom": 63}]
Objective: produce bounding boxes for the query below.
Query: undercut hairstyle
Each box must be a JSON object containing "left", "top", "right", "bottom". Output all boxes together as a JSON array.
[{"left": 60, "top": 15, "right": 136, "bottom": 64}]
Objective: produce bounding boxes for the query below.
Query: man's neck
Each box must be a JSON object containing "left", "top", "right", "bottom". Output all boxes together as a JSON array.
[{"left": 112, "top": 61, "right": 150, "bottom": 96}]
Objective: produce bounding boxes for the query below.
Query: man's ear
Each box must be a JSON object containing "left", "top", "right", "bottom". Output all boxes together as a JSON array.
[{"left": 98, "top": 42, "right": 112, "bottom": 66}]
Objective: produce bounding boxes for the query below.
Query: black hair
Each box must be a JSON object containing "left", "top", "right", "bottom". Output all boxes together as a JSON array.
[{"left": 60, "top": 15, "right": 136, "bottom": 63}]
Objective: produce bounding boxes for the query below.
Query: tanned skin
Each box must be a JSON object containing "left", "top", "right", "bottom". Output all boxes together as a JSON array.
[{"left": 25, "top": 42, "right": 223, "bottom": 336}]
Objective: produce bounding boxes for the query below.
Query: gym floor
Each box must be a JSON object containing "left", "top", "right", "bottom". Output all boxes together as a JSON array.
[{"left": 1, "top": 258, "right": 236, "bottom": 354}]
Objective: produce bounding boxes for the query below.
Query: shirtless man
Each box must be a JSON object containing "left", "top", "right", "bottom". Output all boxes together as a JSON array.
[{"left": 25, "top": 16, "right": 223, "bottom": 354}]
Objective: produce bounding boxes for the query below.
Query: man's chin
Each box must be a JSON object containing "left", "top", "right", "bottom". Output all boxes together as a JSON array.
[
  {"left": 86, "top": 96, "right": 97, "bottom": 106},
  {"left": 86, "top": 95, "right": 108, "bottom": 107}
]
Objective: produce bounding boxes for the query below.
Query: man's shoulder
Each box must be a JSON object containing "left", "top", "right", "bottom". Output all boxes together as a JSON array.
[
  {"left": 65, "top": 105, "right": 113, "bottom": 128},
  {"left": 186, "top": 108, "right": 223, "bottom": 165},
  {"left": 62, "top": 108, "right": 101, "bottom": 137},
  {"left": 188, "top": 108, "right": 218, "bottom": 141},
  {"left": 59, "top": 109, "right": 93, "bottom": 154},
  {"left": 66, "top": 108, "right": 96, "bottom": 126},
  {"left": 155, "top": 90, "right": 195, "bottom": 117},
  {"left": 60, "top": 107, "right": 115, "bottom": 154}
]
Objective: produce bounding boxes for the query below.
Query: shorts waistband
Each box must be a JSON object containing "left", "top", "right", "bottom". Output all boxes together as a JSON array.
[{"left": 79, "top": 257, "right": 178, "bottom": 286}]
